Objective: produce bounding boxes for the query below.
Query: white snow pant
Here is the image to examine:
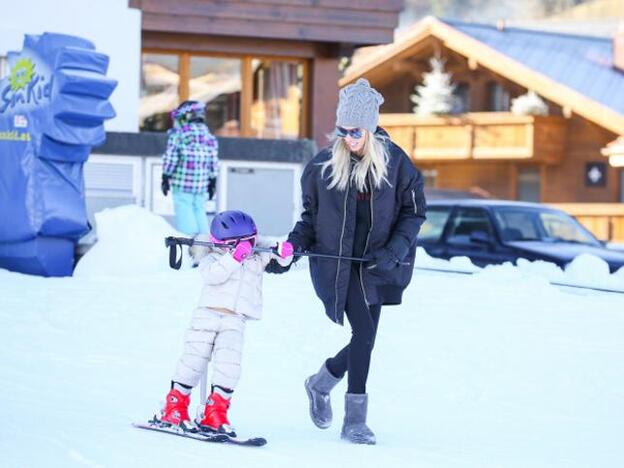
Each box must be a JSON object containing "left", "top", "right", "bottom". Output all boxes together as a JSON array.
[{"left": 172, "top": 307, "right": 246, "bottom": 391}]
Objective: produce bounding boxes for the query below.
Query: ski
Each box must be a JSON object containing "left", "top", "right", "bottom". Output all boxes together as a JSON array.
[
  {"left": 133, "top": 419, "right": 267, "bottom": 447},
  {"left": 221, "top": 434, "right": 267, "bottom": 447},
  {"left": 133, "top": 420, "right": 229, "bottom": 443}
]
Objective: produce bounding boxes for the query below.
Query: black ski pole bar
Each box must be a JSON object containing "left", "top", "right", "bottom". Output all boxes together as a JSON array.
[{"left": 164, "top": 236, "right": 410, "bottom": 266}]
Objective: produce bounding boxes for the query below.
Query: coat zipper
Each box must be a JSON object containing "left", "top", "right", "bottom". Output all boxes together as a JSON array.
[
  {"left": 359, "top": 174, "right": 373, "bottom": 307},
  {"left": 411, "top": 189, "right": 418, "bottom": 214},
  {"left": 333, "top": 183, "right": 350, "bottom": 322}
]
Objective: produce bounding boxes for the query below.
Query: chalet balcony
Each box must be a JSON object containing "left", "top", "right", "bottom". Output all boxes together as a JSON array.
[{"left": 379, "top": 112, "right": 567, "bottom": 164}]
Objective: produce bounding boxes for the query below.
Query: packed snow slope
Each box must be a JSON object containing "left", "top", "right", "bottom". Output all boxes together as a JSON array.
[{"left": 2, "top": 205, "right": 624, "bottom": 468}]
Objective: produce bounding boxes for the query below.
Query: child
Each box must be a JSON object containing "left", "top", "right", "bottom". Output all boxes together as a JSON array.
[
  {"left": 161, "top": 100, "right": 219, "bottom": 236},
  {"left": 156, "top": 210, "right": 293, "bottom": 436}
]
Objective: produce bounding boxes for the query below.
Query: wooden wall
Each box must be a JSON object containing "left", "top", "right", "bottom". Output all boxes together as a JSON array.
[
  {"left": 417, "top": 161, "right": 516, "bottom": 199},
  {"left": 542, "top": 116, "right": 620, "bottom": 202},
  {"left": 130, "top": 0, "right": 402, "bottom": 46}
]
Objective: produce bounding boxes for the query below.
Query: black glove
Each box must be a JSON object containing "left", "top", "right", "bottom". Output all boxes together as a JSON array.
[
  {"left": 265, "top": 258, "right": 292, "bottom": 274},
  {"left": 365, "top": 247, "right": 400, "bottom": 271},
  {"left": 161, "top": 174, "right": 171, "bottom": 197},
  {"left": 207, "top": 177, "right": 217, "bottom": 200}
]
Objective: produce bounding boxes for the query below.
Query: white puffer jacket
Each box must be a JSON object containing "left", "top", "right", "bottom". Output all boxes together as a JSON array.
[{"left": 193, "top": 236, "right": 291, "bottom": 320}]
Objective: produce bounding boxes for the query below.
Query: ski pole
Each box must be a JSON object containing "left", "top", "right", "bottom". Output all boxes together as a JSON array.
[{"left": 164, "top": 236, "right": 410, "bottom": 269}]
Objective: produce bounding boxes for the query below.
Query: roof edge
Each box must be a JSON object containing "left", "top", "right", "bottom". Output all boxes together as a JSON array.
[{"left": 340, "top": 16, "right": 624, "bottom": 135}]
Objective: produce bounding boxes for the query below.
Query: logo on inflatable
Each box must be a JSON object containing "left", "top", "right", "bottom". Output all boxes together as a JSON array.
[{"left": 1, "top": 57, "right": 51, "bottom": 114}]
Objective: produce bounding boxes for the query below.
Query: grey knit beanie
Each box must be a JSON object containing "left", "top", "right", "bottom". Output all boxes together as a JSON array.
[{"left": 336, "top": 78, "right": 384, "bottom": 133}]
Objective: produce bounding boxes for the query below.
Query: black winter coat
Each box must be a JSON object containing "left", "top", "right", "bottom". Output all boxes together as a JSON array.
[{"left": 288, "top": 129, "right": 427, "bottom": 325}]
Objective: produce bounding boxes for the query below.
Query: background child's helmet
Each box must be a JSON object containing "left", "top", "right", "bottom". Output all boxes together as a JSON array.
[
  {"left": 210, "top": 210, "right": 257, "bottom": 242},
  {"left": 171, "top": 100, "right": 206, "bottom": 125}
]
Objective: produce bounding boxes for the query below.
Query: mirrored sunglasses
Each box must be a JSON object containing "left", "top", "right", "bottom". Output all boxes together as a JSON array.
[{"left": 336, "top": 126, "right": 363, "bottom": 139}]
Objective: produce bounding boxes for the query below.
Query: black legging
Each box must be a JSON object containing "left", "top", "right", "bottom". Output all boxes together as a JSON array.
[{"left": 325, "top": 267, "right": 382, "bottom": 394}]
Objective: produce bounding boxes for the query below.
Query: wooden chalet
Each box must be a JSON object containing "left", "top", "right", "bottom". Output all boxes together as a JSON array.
[
  {"left": 129, "top": 0, "right": 403, "bottom": 147},
  {"left": 341, "top": 17, "right": 624, "bottom": 240}
]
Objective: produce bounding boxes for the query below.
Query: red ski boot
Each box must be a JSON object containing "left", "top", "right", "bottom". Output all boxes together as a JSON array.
[
  {"left": 197, "top": 392, "right": 236, "bottom": 437},
  {"left": 159, "top": 388, "right": 192, "bottom": 428}
]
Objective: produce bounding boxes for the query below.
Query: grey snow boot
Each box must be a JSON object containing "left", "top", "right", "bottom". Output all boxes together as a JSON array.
[
  {"left": 341, "top": 393, "right": 376, "bottom": 445},
  {"left": 304, "top": 363, "right": 341, "bottom": 429}
]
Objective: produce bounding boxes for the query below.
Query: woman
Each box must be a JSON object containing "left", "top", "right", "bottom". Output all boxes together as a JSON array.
[{"left": 268, "top": 78, "right": 426, "bottom": 444}]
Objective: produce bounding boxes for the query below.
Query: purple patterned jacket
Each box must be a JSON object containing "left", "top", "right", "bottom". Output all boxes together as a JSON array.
[{"left": 162, "top": 123, "right": 219, "bottom": 194}]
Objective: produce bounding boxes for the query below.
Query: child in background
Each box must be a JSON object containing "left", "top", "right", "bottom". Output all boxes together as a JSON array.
[
  {"left": 161, "top": 100, "right": 219, "bottom": 236},
  {"left": 156, "top": 210, "right": 293, "bottom": 436}
]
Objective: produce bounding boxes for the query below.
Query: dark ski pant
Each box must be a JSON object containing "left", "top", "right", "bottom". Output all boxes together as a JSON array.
[{"left": 326, "top": 267, "right": 381, "bottom": 394}]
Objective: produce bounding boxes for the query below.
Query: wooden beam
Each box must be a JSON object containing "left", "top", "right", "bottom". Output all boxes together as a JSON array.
[
  {"left": 311, "top": 56, "right": 339, "bottom": 148},
  {"left": 301, "top": 59, "right": 311, "bottom": 138},
  {"left": 179, "top": 52, "right": 190, "bottom": 102},
  {"left": 240, "top": 57, "right": 253, "bottom": 137},
  {"left": 139, "top": 0, "right": 399, "bottom": 30},
  {"left": 142, "top": 32, "right": 321, "bottom": 59},
  {"left": 142, "top": 12, "right": 393, "bottom": 45}
]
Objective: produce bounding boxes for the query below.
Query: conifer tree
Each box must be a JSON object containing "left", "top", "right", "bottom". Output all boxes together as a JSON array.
[{"left": 410, "top": 58, "right": 456, "bottom": 116}]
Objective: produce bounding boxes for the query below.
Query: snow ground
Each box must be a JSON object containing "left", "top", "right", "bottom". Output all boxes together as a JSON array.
[{"left": 2, "top": 205, "right": 624, "bottom": 468}]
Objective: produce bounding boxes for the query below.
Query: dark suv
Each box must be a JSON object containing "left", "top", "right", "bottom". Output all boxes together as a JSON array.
[{"left": 419, "top": 200, "right": 624, "bottom": 273}]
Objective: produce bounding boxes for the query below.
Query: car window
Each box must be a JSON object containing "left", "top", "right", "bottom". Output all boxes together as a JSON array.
[
  {"left": 539, "top": 212, "right": 596, "bottom": 244},
  {"left": 493, "top": 208, "right": 598, "bottom": 245},
  {"left": 447, "top": 208, "right": 493, "bottom": 242},
  {"left": 419, "top": 207, "right": 452, "bottom": 242},
  {"left": 494, "top": 210, "right": 540, "bottom": 240}
]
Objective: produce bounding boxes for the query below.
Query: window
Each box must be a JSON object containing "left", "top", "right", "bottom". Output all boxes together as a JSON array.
[
  {"left": 139, "top": 51, "right": 307, "bottom": 139},
  {"left": 189, "top": 56, "right": 241, "bottom": 137},
  {"left": 140, "top": 53, "right": 180, "bottom": 131},
  {"left": 494, "top": 209, "right": 540, "bottom": 240},
  {"left": 452, "top": 82, "right": 470, "bottom": 113},
  {"left": 517, "top": 166, "right": 541, "bottom": 202},
  {"left": 540, "top": 212, "right": 595, "bottom": 244},
  {"left": 422, "top": 169, "right": 438, "bottom": 188},
  {"left": 419, "top": 207, "right": 451, "bottom": 242},
  {"left": 251, "top": 59, "right": 303, "bottom": 139},
  {"left": 486, "top": 81, "right": 510, "bottom": 112},
  {"left": 493, "top": 208, "right": 598, "bottom": 245},
  {"left": 447, "top": 208, "right": 493, "bottom": 243},
  {"left": 0, "top": 56, "right": 8, "bottom": 79}
]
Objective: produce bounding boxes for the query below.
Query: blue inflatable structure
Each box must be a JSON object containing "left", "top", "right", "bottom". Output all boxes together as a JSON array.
[{"left": 0, "top": 33, "right": 117, "bottom": 276}]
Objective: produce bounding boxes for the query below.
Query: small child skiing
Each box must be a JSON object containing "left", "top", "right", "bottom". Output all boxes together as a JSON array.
[{"left": 155, "top": 210, "right": 293, "bottom": 437}]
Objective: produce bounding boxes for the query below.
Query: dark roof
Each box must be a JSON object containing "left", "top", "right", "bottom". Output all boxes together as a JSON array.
[{"left": 443, "top": 18, "right": 624, "bottom": 116}]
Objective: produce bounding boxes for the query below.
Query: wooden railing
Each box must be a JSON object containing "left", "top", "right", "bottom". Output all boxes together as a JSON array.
[
  {"left": 549, "top": 203, "right": 624, "bottom": 242},
  {"left": 379, "top": 112, "right": 567, "bottom": 163}
]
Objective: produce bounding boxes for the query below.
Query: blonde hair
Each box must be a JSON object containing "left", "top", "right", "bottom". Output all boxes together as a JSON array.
[{"left": 320, "top": 130, "right": 390, "bottom": 192}]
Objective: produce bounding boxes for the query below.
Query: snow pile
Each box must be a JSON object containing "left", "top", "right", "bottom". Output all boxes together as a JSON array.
[
  {"left": 416, "top": 245, "right": 624, "bottom": 292},
  {"left": 73, "top": 204, "right": 189, "bottom": 277},
  {"left": 415, "top": 247, "right": 481, "bottom": 273}
]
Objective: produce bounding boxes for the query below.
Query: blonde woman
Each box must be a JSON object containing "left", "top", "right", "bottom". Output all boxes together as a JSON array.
[{"left": 267, "top": 78, "right": 427, "bottom": 444}]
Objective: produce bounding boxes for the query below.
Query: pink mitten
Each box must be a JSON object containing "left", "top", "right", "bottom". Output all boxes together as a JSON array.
[
  {"left": 276, "top": 241, "right": 294, "bottom": 259},
  {"left": 232, "top": 241, "right": 253, "bottom": 262}
]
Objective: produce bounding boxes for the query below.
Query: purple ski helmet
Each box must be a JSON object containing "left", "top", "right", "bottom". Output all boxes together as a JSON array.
[{"left": 210, "top": 210, "right": 257, "bottom": 242}]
